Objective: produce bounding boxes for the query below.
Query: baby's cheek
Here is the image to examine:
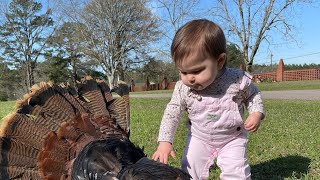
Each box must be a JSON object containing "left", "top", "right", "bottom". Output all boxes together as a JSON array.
[{"left": 202, "top": 75, "right": 215, "bottom": 86}]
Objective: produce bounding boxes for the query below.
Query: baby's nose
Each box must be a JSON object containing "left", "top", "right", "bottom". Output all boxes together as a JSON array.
[{"left": 188, "top": 75, "right": 195, "bottom": 84}]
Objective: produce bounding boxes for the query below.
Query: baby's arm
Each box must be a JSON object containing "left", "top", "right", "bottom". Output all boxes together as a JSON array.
[
  {"left": 152, "top": 81, "right": 186, "bottom": 164},
  {"left": 241, "top": 73, "right": 265, "bottom": 132}
]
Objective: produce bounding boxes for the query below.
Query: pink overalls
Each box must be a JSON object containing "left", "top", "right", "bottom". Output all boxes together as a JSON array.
[
  {"left": 157, "top": 68, "right": 264, "bottom": 180},
  {"left": 181, "top": 92, "right": 251, "bottom": 180}
]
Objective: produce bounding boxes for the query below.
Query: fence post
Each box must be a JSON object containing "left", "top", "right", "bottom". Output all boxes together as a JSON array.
[{"left": 276, "top": 59, "right": 284, "bottom": 81}]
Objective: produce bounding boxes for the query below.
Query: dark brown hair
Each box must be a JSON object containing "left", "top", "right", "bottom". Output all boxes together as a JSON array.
[{"left": 171, "top": 19, "right": 226, "bottom": 65}]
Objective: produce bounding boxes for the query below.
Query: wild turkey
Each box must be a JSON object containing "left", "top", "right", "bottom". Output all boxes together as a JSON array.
[{"left": 0, "top": 76, "right": 191, "bottom": 180}]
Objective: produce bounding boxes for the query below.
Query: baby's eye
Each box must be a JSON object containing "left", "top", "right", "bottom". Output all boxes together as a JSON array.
[
  {"left": 192, "top": 69, "right": 202, "bottom": 74},
  {"left": 180, "top": 71, "right": 187, "bottom": 75}
]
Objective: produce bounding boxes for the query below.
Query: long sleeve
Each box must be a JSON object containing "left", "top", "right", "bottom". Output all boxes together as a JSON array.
[
  {"left": 157, "top": 81, "right": 187, "bottom": 143},
  {"left": 241, "top": 72, "right": 265, "bottom": 118}
]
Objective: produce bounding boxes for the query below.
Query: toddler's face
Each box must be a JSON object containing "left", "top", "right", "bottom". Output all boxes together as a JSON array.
[{"left": 177, "top": 55, "right": 225, "bottom": 91}]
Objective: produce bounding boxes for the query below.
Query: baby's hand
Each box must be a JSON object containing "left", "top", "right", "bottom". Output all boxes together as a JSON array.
[
  {"left": 244, "top": 112, "right": 264, "bottom": 132},
  {"left": 152, "top": 141, "right": 176, "bottom": 164}
]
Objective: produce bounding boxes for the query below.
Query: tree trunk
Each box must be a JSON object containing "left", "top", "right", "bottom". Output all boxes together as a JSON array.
[
  {"left": 25, "top": 60, "right": 34, "bottom": 91},
  {"left": 106, "top": 74, "right": 114, "bottom": 89},
  {"left": 119, "top": 69, "right": 125, "bottom": 81},
  {"left": 25, "top": 60, "right": 32, "bottom": 91},
  {"left": 245, "top": 64, "right": 253, "bottom": 73},
  {"left": 71, "top": 59, "right": 78, "bottom": 85}
]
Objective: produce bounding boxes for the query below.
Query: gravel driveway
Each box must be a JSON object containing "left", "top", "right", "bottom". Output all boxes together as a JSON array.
[
  {"left": 129, "top": 90, "right": 320, "bottom": 100},
  {"left": 261, "top": 90, "right": 320, "bottom": 100}
]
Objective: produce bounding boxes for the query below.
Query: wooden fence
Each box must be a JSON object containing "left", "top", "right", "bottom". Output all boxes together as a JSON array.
[
  {"left": 130, "top": 77, "right": 176, "bottom": 92},
  {"left": 283, "top": 69, "right": 320, "bottom": 81},
  {"left": 252, "top": 59, "right": 320, "bottom": 82}
]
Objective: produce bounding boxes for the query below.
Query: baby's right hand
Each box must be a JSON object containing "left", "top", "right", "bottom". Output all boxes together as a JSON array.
[{"left": 152, "top": 141, "right": 176, "bottom": 164}]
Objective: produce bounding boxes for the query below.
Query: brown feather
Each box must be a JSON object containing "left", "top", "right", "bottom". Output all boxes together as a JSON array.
[
  {"left": 29, "top": 88, "right": 77, "bottom": 123},
  {"left": 15, "top": 82, "right": 52, "bottom": 110},
  {"left": 24, "top": 105, "right": 62, "bottom": 132},
  {"left": 107, "top": 97, "right": 130, "bottom": 134},
  {"left": 57, "top": 122, "right": 82, "bottom": 142},
  {"left": 43, "top": 174, "right": 68, "bottom": 180},
  {"left": 0, "top": 137, "right": 38, "bottom": 168},
  {"left": 38, "top": 158, "right": 67, "bottom": 178},
  {"left": 96, "top": 79, "right": 113, "bottom": 102},
  {"left": 55, "top": 84, "right": 88, "bottom": 113},
  {"left": 16, "top": 84, "right": 78, "bottom": 128},
  {"left": 38, "top": 132, "right": 69, "bottom": 178},
  {"left": 0, "top": 113, "right": 49, "bottom": 149},
  {"left": 0, "top": 77, "right": 132, "bottom": 179},
  {"left": 77, "top": 76, "right": 110, "bottom": 117},
  {"left": 39, "top": 132, "right": 69, "bottom": 160},
  {"left": 3, "top": 165, "right": 41, "bottom": 180}
]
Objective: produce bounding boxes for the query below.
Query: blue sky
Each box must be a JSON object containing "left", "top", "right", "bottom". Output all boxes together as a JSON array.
[
  {"left": 151, "top": 0, "right": 320, "bottom": 65},
  {"left": 197, "top": 1, "right": 320, "bottom": 65},
  {"left": 254, "top": 5, "right": 320, "bottom": 65},
  {"left": 3, "top": 0, "right": 318, "bottom": 65}
]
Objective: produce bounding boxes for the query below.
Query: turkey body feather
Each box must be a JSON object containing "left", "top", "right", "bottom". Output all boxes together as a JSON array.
[{"left": 0, "top": 77, "right": 190, "bottom": 180}]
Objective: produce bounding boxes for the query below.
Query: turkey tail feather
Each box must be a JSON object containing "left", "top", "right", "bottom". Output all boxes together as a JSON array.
[
  {"left": 96, "top": 79, "right": 113, "bottom": 102},
  {"left": 108, "top": 81, "right": 130, "bottom": 135},
  {"left": 77, "top": 76, "right": 110, "bottom": 117},
  {"left": 0, "top": 77, "right": 189, "bottom": 179},
  {"left": 0, "top": 113, "right": 49, "bottom": 149},
  {"left": 0, "top": 138, "right": 41, "bottom": 179},
  {"left": 0, "top": 76, "right": 132, "bottom": 179}
]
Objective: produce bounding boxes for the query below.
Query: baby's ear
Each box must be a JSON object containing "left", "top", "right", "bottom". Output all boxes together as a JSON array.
[{"left": 218, "top": 53, "right": 226, "bottom": 69}]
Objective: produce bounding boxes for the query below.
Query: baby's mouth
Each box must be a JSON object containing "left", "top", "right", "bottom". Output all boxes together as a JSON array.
[{"left": 191, "top": 84, "right": 202, "bottom": 90}]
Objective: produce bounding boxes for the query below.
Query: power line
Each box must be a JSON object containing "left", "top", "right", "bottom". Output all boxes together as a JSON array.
[{"left": 284, "top": 51, "right": 320, "bottom": 60}]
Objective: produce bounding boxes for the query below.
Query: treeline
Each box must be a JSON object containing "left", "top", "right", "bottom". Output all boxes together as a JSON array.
[
  {"left": 0, "top": 1, "right": 319, "bottom": 101},
  {"left": 1, "top": 54, "right": 319, "bottom": 101},
  {"left": 0, "top": 0, "right": 160, "bottom": 100},
  {"left": 127, "top": 60, "right": 320, "bottom": 85},
  {"left": 252, "top": 63, "right": 320, "bottom": 73}
]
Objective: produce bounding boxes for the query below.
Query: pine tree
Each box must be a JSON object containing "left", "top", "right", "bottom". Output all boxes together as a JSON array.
[{"left": 0, "top": 0, "right": 53, "bottom": 91}]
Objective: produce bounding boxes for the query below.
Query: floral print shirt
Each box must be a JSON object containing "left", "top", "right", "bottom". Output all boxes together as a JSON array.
[{"left": 157, "top": 68, "right": 264, "bottom": 143}]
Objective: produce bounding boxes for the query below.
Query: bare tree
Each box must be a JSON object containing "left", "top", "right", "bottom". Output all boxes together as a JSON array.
[
  {"left": 153, "top": 0, "right": 201, "bottom": 59},
  {"left": 211, "top": 0, "right": 313, "bottom": 72},
  {"left": 57, "top": 0, "right": 159, "bottom": 88}
]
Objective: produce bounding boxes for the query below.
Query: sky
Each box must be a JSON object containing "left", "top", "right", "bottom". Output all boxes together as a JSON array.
[
  {"left": 195, "top": 1, "right": 320, "bottom": 65},
  {"left": 2, "top": 0, "right": 319, "bottom": 66},
  {"left": 254, "top": 5, "right": 320, "bottom": 65},
  {"left": 151, "top": 0, "right": 320, "bottom": 65}
]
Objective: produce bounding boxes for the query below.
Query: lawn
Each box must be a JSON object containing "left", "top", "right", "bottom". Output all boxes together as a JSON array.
[
  {"left": 127, "top": 98, "right": 320, "bottom": 180},
  {"left": 0, "top": 94, "right": 319, "bottom": 179},
  {"left": 0, "top": 101, "right": 16, "bottom": 120},
  {"left": 129, "top": 98, "right": 320, "bottom": 180}
]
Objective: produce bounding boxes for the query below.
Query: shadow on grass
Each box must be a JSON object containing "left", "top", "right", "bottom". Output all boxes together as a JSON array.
[{"left": 251, "top": 155, "right": 311, "bottom": 180}]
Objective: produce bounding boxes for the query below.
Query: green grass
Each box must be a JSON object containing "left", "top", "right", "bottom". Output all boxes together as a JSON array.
[
  {"left": 129, "top": 98, "right": 320, "bottom": 180},
  {"left": 130, "top": 89, "right": 173, "bottom": 94},
  {"left": 0, "top": 98, "right": 319, "bottom": 179},
  {"left": 0, "top": 101, "right": 16, "bottom": 120}
]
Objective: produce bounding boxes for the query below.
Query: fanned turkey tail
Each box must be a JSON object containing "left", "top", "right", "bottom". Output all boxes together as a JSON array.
[
  {"left": 0, "top": 77, "right": 191, "bottom": 180},
  {"left": 0, "top": 77, "right": 130, "bottom": 179}
]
